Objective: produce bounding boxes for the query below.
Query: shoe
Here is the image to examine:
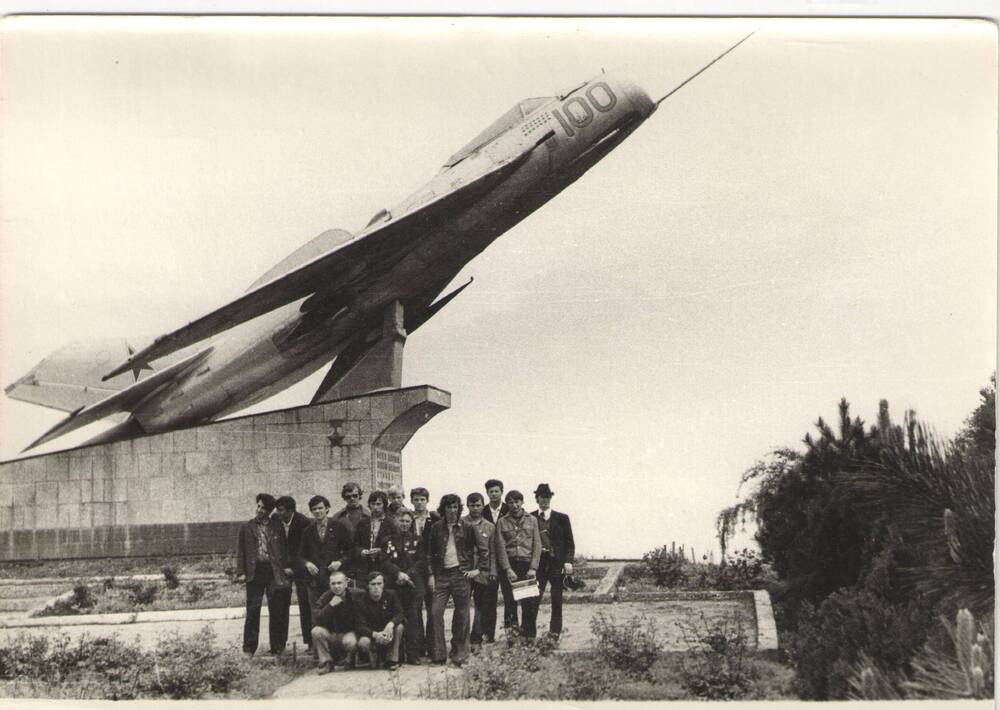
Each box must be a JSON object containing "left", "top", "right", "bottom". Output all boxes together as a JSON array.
[
  {"left": 384, "top": 661, "right": 401, "bottom": 671},
  {"left": 450, "top": 657, "right": 465, "bottom": 668},
  {"left": 243, "top": 650, "right": 255, "bottom": 658},
  {"left": 317, "top": 663, "right": 335, "bottom": 675},
  {"left": 431, "top": 659, "right": 446, "bottom": 666}
]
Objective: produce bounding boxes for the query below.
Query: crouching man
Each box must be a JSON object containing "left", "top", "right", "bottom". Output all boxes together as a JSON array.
[
  {"left": 310, "top": 571, "right": 358, "bottom": 674},
  {"left": 355, "top": 572, "right": 405, "bottom": 670}
]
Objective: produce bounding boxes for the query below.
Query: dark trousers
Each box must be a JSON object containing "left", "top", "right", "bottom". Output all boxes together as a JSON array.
[
  {"left": 430, "top": 567, "right": 471, "bottom": 662},
  {"left": 470, "top": 576, "right": 499, "bottom": 643},
  {"left": 397, "top": 573, "right": 427, "bottom": 662},
  {"left": 537, "top": 554, "right": 564, "bottom": 635},
  {"left": 243, "top": 562, "right": 292, "bottom": 655},
  {"left": 422, "top": 579, "right": 434, "bottom": 656},
  {"left": 499, "top": 559, "right": 538, "bottom": 638},
  {"left": 499, "top": 564, "right": 517, "bottom": 628},
  {"left": 292, "top": 578, "right": 312, "bottom": 645}
]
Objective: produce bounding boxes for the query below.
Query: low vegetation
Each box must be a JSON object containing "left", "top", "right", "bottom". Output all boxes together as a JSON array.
[
  {"left": 0, "top": 554, "right": 234, "bottom": 581},
  {"left": 33, "top": 569, "right": 241, "bottom": 617},
  {"left": 0, "top": 625, "right": 307, "bottom": 699},
  {"left": 620, "top": 545, "right": 773, "bottom": 593},
  {"left": 420, "top": 610, "right": 794, "bottom": 701}
]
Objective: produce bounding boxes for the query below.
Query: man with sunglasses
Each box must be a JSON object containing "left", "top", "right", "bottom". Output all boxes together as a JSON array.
[{"left": 332, "top": 481, "right": 370, "bottom": 540}]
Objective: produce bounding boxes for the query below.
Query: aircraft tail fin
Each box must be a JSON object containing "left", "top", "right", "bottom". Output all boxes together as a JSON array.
[
  {"left": 22, "top": 345, "right": 214, "bottom": 451},
  {"left": 5, "top": 338, "right": 153, "bottom": 414}
]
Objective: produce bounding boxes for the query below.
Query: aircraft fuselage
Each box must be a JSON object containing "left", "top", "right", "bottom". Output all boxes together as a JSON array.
[{"left": 114, "top": 74, "right": 656, "bottom": 435}]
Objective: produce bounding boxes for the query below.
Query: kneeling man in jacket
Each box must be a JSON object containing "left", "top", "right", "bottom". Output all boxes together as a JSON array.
[
  {"left": 355, "top": 571, "right": 405, "bottom": 670},
  {"left": 310, "top": 571, "right": 358, "bottom": 674}
]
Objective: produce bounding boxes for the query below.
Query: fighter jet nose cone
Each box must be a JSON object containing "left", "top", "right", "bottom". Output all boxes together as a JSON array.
[{"left": 616, "top": 73, "right": 656, "bottom": 117}]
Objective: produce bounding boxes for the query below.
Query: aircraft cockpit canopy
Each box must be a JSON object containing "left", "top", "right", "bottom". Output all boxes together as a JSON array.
[{"left": 443, "top": 97, "right": 553, "bottom": 168}]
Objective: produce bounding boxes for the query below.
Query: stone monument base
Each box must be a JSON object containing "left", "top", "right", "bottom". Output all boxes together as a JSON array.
[{"left": 0, "top": 386, "right": 449, "bottom": 561}]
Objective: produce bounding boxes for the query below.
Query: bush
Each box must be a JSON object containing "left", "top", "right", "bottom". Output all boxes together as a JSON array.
[
  {"left": 0, "top": 633, "right": 152, "bottom": 699},
  {"left": 0, "top": 626, "right": 296, "bottom": 700},
  {"left": 459, "top": 632, "right": 557, "bottom": 699},
  {"left": 677, "top": 611, "right": 754, "bottom": 700},
  {"left": 151, "top": 625, "right": 252, "bottom": 699},
  {"left": 641, "top": 545, "right": 687, "bottom": 588},
  {"left": 554, "top": 653, "right": 627, "bottom": 699},
  {"left": 714, "top": 549, "right": 769, "bottom": 590},
  {"left": 183, "top": 582, "right": 206, "bottom": 603},
  {"left": 850, "top": 608, "right": 995, "bottom": 700},
  {"left": 590, "top": 611, "right": 661, "bottom": 679},
  {"left": 162, "top": 566, "right": 181, "bottom": 590},
  {"left": 121, "top": 580, "right": 160, "bottom": 606},
  {"left": 32, "top": 581, "right": 96, "bottom": 617},
  {"left": 789, "top": 536, "right": 932, "bottom": 699}
]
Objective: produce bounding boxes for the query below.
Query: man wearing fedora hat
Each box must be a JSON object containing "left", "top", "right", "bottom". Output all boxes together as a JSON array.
[{"left": 531, "top": 483, "right": 575, "bottom": 639}]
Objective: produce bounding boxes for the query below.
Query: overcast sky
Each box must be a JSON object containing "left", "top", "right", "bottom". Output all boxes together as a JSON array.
[{"left": 1, "top": 16, "right": 995, "bottom": 557}]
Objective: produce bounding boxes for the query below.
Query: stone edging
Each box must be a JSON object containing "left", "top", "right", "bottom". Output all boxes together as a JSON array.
[{"left": 752, "top": 589, "right": 779, "bottom": 650}]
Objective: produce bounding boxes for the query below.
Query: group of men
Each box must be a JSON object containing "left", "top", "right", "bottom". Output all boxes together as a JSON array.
[{"left": 234, "top": 478, "right": 575, "bottom": 671}]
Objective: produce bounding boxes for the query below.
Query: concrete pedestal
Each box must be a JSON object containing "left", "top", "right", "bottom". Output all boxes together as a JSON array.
[{"left": 0, "top": 386, "right": 449, "bottom": 561}]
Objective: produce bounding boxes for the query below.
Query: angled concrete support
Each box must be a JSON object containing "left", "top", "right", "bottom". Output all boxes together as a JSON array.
[
  {"left": 322, "top": 300, "right": 407, "bottom": 402},
  {"left": 0, "top": 385, "right": 449, "bottom": 561}
]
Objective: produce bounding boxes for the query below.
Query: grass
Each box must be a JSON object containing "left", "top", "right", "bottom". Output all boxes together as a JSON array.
[
  {"left": 33, "top": 576, "right": 245, "bottom": 617},
  {"left": 0, "top": 554, "right": 234, "bottom": 580}
]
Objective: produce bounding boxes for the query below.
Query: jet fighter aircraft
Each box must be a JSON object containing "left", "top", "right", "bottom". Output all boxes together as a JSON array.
[{"left": 6, "top": 34, "right": 753, "bottom": 451}]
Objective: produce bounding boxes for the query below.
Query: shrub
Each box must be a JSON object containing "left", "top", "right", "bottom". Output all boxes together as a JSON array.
[
  {"left": 590, "top": 611, "right": 661, "bottom": 679},
  {"left": 0, "top": 633, "right": 153, "bottom": 699},
  {"left": 714, "top": 549, "right": 769, "bottom": 590},
  {"left": 151, "top": 625, "right": 252, "bottom": 699},
  {"left": 677, "top": 611, "right": 754, "bottom": 700},
  {"left": 121, "top": 580, "right": 160, "bottom": 606},
  {"left": 850, "top": 608, "right": 995, "bottom": 700},
  {"left": 183, "top": 582, "right": 206, "bottom": 603},
  {"left": 459, "top": 633, "right": 556, "bottom": 699},
  {"left": 162, "top": 566, "right": 181, "bottom": 589},
  {"left": 789, "top": 535, "right": 932, "bottom": 699},
  {"left": 33, "top": 581, "right": 96, "bottom": 617},
  {"left": 554, "top": 653, "right": 627, "bottom": 699},
  {"left": 641, "top": 545, "right": 686, "bottom": 588}
]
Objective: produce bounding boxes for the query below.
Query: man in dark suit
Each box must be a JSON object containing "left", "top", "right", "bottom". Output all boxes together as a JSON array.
[
  {"left": 531, "top": 483, "right": 575, "bottom": 639},
  {"left": 235, "top": 493, "right": 292, "bottom": 656},
  {"left": 482, "top": 479, "right": 509, "bottom": 523},
  {"left": 274, "top": 495, "right": 313, "bottom": 650},
  {"left": 353, "top": 490, "right": 403, "bottom": 584},
  {"left": 300, "top": 495, "right": 354, "bottom": 608}
]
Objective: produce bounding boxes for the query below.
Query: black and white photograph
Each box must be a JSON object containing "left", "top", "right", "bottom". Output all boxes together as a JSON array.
[{"left": 0, "top": 12, "right": 995, "bottom": 703}]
